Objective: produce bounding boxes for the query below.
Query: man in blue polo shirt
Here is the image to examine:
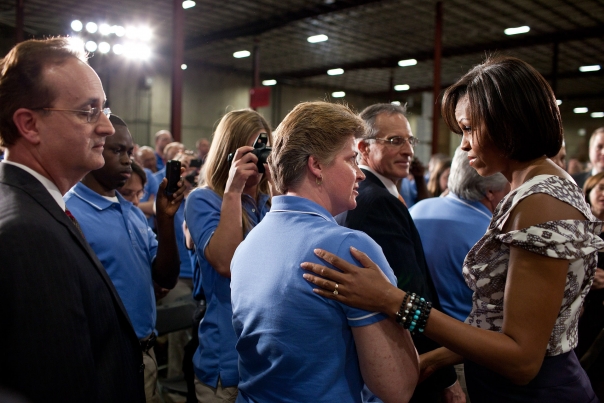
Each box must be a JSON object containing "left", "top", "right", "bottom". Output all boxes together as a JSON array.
[{"left": 64, "top": 115, "right": 185, "bottom": 403}]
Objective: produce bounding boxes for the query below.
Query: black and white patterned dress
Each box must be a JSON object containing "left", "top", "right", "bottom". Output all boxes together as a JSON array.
[{"left": 463, "top": 174, "right": 604, "bottom": 355}]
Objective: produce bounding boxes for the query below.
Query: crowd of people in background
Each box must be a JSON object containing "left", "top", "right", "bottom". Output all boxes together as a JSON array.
[{"left": 2, "top": 37, "right": 604, "bottom": 403}]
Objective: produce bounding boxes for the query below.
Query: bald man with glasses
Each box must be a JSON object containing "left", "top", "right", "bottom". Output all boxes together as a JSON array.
[
  {"left": 336, "top": 103, "right": 463, "bottom": 403},
  {"left": 0, "top": 38, "right": 144, "bottom": 403}
]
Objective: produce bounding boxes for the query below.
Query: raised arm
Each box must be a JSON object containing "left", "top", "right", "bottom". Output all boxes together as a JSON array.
[{"left": 204, "top": 146, "right": 258, "bottom": 278}]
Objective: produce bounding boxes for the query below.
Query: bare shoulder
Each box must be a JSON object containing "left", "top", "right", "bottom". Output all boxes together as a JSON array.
[{"left": 504, "top": 191, "right": 586, "bottom": 232}]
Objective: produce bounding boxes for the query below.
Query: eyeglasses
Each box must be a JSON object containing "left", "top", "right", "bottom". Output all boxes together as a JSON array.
[
  {"left": 119, "top": 189, "right": 145, "bottom": 200},
  {"left": 367, "top": 136, "right": 420, "bottom": 147},
  {"left": 40, "top": 107, "right": 111, "bottom": 123}
]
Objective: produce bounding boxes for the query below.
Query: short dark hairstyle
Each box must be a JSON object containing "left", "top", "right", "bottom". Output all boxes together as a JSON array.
[
  {"left": 109, "top": 114, "right": 127, "bottom": 128},
  {"left": 130, "top": 161, "right": 147, "bottom": 187},
  {"left": 359, "top": 103, "right": 407, "bottom": 139},
  {"left": 0, "top": 38, "right": 88, "bottom": 147},
  {"left": 441, "top": 56, "right": 563, "bottom": 162}
]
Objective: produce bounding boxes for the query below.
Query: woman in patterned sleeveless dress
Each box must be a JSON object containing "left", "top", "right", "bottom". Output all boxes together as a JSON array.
[{"left": 302, "top": 56, "right": 603, "bottom": 402}]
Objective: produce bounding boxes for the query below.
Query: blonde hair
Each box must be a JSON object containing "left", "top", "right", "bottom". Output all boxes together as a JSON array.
[
  {"left": 269, "top": 102, "right": 365, "bottom": 194},
  {"left": 202, "top": 109, "right": 272, "bottom": 232}
]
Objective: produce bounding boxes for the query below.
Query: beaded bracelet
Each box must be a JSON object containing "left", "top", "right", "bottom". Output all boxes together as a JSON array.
[{"left": 396, "top": 292, "right": 432, "bottom": 335}]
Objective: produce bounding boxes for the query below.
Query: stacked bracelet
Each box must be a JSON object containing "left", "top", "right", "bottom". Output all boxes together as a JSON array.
[{"left": 395, "top": 292, "right": 432, "bottom": 335}]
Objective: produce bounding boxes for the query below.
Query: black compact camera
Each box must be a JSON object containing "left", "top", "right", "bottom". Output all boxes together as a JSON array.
[{"left": 227, "top": 132, "right": 272, "bottom": 174}]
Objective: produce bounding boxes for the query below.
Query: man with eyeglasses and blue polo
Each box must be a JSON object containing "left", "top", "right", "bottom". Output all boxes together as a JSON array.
[
  {"left": 0, "top": 38, "right": 145, "bottom": 402},
  {"left": 336, "top": 103, "right": 464, "bottom": 403}
]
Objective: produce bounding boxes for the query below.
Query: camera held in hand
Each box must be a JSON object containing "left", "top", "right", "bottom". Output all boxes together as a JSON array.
[{"left": 227, "top": 132, "right": 271, "bottom": 174}]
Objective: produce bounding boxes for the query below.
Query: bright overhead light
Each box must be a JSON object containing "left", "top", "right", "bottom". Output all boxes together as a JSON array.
[
  {"left": 332, "top": 91, "right": 346, "bottom": 98},
  {"left": 262, "top": 79, "right": 277, "bottom": 86},
  {"left": 394, "top": 84, "right": 410, "bottom": 91},
  {"left": 592, "top": 112, "right": 604, "bottom": 118},
  {"left": 308, "top": 34, "right": 328, "bottom": 43},
  {"left": 85, "top": 22, "right": 98, "bottom": 34},
  {"left": 579, "top": 65, "right": 601, "bottom": 72},
  {"left": 181, "top": 64, "right": 187, "bottom": 70},
  {"left": 85, "top": 41, "right": 98, "bottom": 52},
  {"left": 126, "top": 26, "right": 139, "bottom": 39},
  {"left": 67, "top": 37, "right": 85, "bottom": 52},
  {"left": 124, "top": 43, "right": 151, "bottom": 61},
  {"left": 71, "top": 20, "right": 83, "bottom": 32},
  {"left": 182, "top": 0, "right": 196, "bottom": 9},
  {"left": 138, "top": 27, "right": 152, "bottom": 41},
  {"left": 98, "top": 42, "right": 111, "bottom": 53},
  {"left": 99, "top": 23, "right": 112, "bottom": 35},
  {"left": 556, "top": 99, "right": 562, "bottom": 106},
  {"left": 391, "top": 101, "right": 401, "bottom": 106},
  {"left": 504, "top": 26, "right": 530, "bottom": 35},
  {"left": 398, "top": 59, "right": 417, "bottom": 67},
  {"left": 113, "top": 44, "right": 124, "bottom": 55},
  {"left": 113, "top": 25, "right": 125, "bottom": 37},
  {"left": 574, "top": 107, "right": 588, "bottom": 114},
  {"left": 327, "top": 68, "right": 344, "bottom": 76},
  {"left": 233, "top": 50, "right": 250, "bottom": 58}
]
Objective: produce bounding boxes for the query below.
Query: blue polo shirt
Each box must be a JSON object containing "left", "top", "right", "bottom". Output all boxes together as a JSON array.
[
  {"left": 174, "top": 202, "right": 193, "bottom": 279},
  {"left": 64, "top": 182, "right": 158, "bottom": 339},
  {"left": 409, "top": 193, "right": 492, "bottom": 321},
  {"left": 155, "top": 152, "right": 165, "bottom": 171},
  {"left": 231, "top": 195, "right": 396, "bottom": 403},
  {"left": 142, "top": 167, "right": 158, "bottom": 231},
  {"left": 185, "top": 187, "right": 270, "bottom": 388}
]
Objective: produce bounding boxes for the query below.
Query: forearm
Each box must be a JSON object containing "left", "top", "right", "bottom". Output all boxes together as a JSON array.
[
  {"left": 153, "top": 215, "right": 180, "bottom": 289},
  {"left": 204, "top": 192, "right": 244, "bottom": 278},
  {"left": 138, "top": 198, "right": 155, "bottom": 216},
  {"left": 423, "top": 309, "right": 544, "bottom": 384}
]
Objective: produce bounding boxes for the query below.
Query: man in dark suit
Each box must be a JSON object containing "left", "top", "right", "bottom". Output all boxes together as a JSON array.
[
  {"left": 573, "top": 127, "right": 604, "bottom": 188},
  {"left": 337, "top": 103, "right": 462, "bottom": 402},
  {"left": 0, "top": 38, "right": 144, "bottom": 402}
]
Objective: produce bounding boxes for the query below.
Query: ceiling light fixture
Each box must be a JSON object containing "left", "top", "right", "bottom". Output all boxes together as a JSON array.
[
  {"left": 592, "top": 112, "right": 604, "bottom": 118},
  {"left": 579, "top": 65, "right": 601, "bottom": 72},
  {"left": 394, "top": 84, "right": 410, "bottom": 91},
  {"left": 556, "top": 99, "right": 562, "bottom": 106},
  {"left": 71, "top": 20, "right": 83, "bottom": 32},
  {"left": 398, "top": 59, "right": 417, "bottom": 67},
  {"left": 181, "top": 64, "right": 188, "bottom": 70},
  {"left": 99, "top": 23, "right": 112, "bottom": 36},
  {"left": 574, "top": 107, "right": 588, "bottom": 114},
  {"left": 332, "top": 91, "right": 345, "bottom": 98},
  {"left": 308, "top": 34, "right": 328, "bottom": 43},
  {"left": 327, "top": 68, "right": 344, "bottom": 76},
  {"left": 504, "top": 26, "right": 530, "bottom": 35},
  {"left": 85, "top": 22, "right": 98, "bottom": 34},
  {"left": 98, "top": 42, "right": 111, "bottom": 53},
  {"left": 233, "top": 50, "right": 251, "bottom": 58},
  {"left": 391, "top": 101, "right": 401, "bottom": 106},
  {"left": 262, "top": 79, "right": 277, "bottom": 86},
  {"left": 85, "top": 41, "right": 98, "bottom": 52},
  {"left": 182, "top": 0, "right": 196, "bottom": 9}
]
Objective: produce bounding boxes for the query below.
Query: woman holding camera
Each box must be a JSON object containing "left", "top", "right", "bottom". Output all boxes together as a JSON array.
[
  {"left": 230, "top": 102, "right": 419, "bottom": 403},
  {"left": 302, "top": 57, "right": 603, "bottom": 402},
  {"left": 185, "top": 109, "right": 272, "bottom": 402}
]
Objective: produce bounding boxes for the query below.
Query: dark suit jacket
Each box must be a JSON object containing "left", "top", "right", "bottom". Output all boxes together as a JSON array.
[
  {"left": 337, "top": 170, "right": 457, "bottom": 401},
  {"left": 0, "top": 163, "right": 144, "bottom": 403},
  {"left": 572, "top": 171, "right": 591, "bottom": 189}
]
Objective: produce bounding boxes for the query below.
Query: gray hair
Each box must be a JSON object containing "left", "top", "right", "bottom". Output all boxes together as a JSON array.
[
  {"left": 359, "top": 103, "right": 407, "bottom": 139},
  {"left": 448, "top": 147, "right": 508, "bottom": 201}
]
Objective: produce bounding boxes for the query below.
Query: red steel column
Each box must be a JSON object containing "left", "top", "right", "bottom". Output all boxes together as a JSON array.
[
  {"left": 431, "top": 1, "right": 443, "bottom": 155},
  {"left": 16, "top": 0, "right": 24, "bottom": 44},
  {"left": 170, "top": 0, "right": 184, "bottom": 142}
]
